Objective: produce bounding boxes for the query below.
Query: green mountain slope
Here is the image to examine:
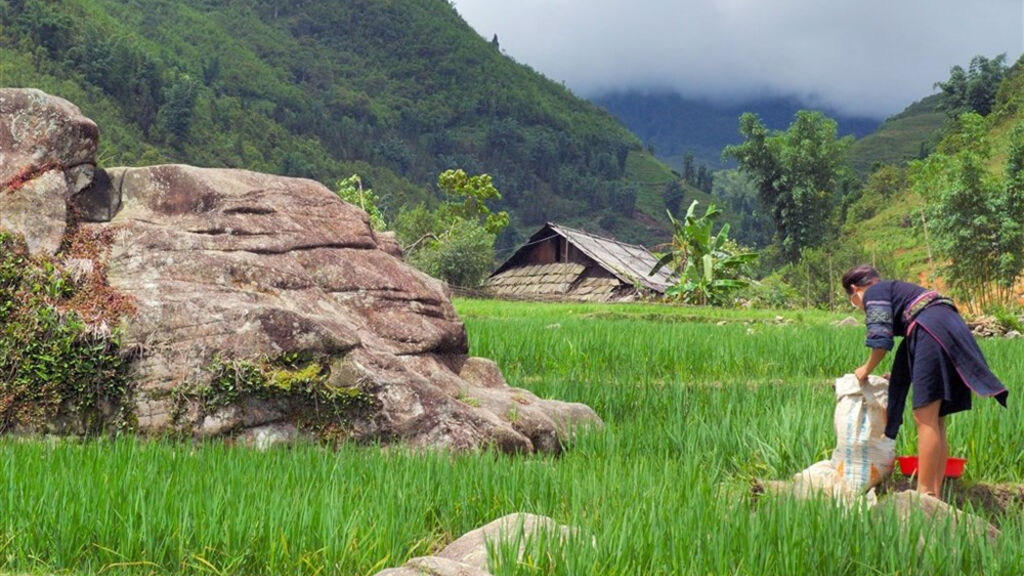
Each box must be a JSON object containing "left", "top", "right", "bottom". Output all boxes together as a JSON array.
[
  {"left": 0, "top": 0, "right": 676, "bottom": 245},
  {"left": 846, "top": 94, "right": 946, "bottom": 176},
  {"left": 841, "top": 58, "right": 1024, "bottom": 286}
]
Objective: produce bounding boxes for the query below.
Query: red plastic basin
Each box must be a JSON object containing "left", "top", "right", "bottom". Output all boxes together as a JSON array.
[{"left": 896, "top": 456, "right": 966, "bottom": 478}]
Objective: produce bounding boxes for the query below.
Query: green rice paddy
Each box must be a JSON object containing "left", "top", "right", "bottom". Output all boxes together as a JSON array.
[{"left": 1, "top": 299, "right": 1022, "bottom": 575}]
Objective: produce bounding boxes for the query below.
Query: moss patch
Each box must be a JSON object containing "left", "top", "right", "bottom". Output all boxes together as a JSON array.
[
  {"left": 0, "top": 230, "right": 136, "bottom": 434},
  {"left": 170, "top": 353, "right": 376, "bottom": 440}
]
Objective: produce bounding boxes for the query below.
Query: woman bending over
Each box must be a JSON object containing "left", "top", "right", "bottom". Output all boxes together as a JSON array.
[{"left": 842, "top": 265, "right": 1008, "bottom": 498}]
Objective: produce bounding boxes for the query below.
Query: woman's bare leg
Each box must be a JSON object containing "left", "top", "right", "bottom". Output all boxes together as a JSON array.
[
  {"left": 936, "top": 415, "right": 948, "bottom": 496},
  {"left": 913, "top": 400, "right": 945, "bottom": 498}
]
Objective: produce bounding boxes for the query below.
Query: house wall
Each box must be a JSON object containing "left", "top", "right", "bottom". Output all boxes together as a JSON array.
[
  {"left": 513, "top": 237, "right": 617, "bottom": 277},
  {"left": 567, "top": 243, "right": 597, "bottom": 267},
  {"left": 521, "top": 237, "right": 558, "bottom": 264}
]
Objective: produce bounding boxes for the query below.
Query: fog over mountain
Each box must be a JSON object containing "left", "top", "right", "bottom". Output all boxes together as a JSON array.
[{"left": 455, "top": 0, "right": 1024, "bottom": 118}]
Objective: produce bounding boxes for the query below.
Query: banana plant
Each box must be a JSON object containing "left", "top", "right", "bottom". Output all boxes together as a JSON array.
[{"left": 651, "top": 200, "right": 758, "bottom": 305}]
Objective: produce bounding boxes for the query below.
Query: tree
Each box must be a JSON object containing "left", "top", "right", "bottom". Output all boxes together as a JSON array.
[
  {"left": 711, "top": 169, "right": 773, "bottom": 249},
  {"left": 651, "top": 201, "right": 758, "bottom": 306},
  {"left": 335, "top": 174, "right": 386, "bottom": 231},
  {"left": 722, "top": 110, "right": 852, "bottom": 263},
  {"left": 595, "top": 152, "right": 620, "bottom": 179},
  {"left": 935, "top": 54, "right": 1008, "bottom": 118},
  {"left": 998, "top": 122, "right": 1024, "bottom": 292},
  {"left": 373, "top": 136, "right": 413, "bottom": 173},
  {"left": 777, "top": 243, "right": 881, "bottom": 310},
  {"left": 434, "top": 169, "right": 509, "bottom": 235},
  {"left": 908, "top": 113, "right": 1024, "bottom": 307},
  {"left": 157, "top": 72, "right": 199, "bottom": 144},
  {"left": 696, "top": 164, "right": 713, "bottom": 193},
  {"left": 608, "top": 184, "right": 638, "bottom": 214},
  {"left": 682, "top": 154, "right": 695, "bottom": 184},
  {"left": 843, "top": 165, "right": 905, "bottom": 224},
  {"left": 394, "top": 170, "right": 509, "bottom": 288},
  {"left": 406, "top": 219, "right": 496, "bottom": 288},
  {"left": 662, "top": 180, "right": 685, "bottom": 215}
]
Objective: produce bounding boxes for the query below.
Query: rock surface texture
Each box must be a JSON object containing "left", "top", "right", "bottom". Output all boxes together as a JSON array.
[
  {"left": 0, "top": 88, "right": 99, "bottom": 255},
  {"left": 881, "top": 490, "right": 1001, "bottom": 545},
  {"left": 0, "top": 88, "right": 601, "bottom": 451},
  {"left": 374, "top": 513, "right": 576, "bottom": 576}
]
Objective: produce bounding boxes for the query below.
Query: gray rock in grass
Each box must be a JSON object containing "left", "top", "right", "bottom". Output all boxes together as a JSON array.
[
  {"left": 879, "top": 490, "right": 1000, "bottom": 545},
  {"left": 374, "top": 513, "right": 576, "bottom": 576}
]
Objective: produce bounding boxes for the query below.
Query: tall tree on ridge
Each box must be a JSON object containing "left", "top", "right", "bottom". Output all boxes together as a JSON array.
[
  {"left": 723, "top": 110, "right": 852, "bottom": 264},
  {"left": 935, "top": 54, "right": 1008, "bottom": 118}
]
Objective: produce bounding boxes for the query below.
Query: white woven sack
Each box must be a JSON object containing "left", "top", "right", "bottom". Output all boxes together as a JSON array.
[{"left": 830, "top": 373, "right": 895, "bottom": 493}]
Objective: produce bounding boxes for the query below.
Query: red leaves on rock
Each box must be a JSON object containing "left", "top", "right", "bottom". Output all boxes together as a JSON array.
[{"left": 2, "top": 160, "right": 62, "bottom": 195}]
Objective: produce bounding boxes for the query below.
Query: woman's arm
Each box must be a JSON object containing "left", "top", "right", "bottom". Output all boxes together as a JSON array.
[{"left": 855, "top": 348, "right": 887, "bottom": 382}]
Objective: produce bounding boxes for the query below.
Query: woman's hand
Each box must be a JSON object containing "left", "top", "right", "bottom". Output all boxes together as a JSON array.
[
  {"left": 855, "top": 348, "right": 887, "bottom": 384},
  {"left": 854, "top": 364, "right": 871, "bottom": 383}
]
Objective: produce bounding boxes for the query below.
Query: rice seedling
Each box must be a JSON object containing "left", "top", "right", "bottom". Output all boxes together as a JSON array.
[{"left": 0, "top": 299, "right": 1020, "bottom": 575}]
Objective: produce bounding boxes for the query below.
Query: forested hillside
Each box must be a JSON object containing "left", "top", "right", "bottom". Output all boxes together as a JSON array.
[
  {"left": 838, "top": 55, "right": 1024, "bottom": 306},
  {"left": 0, "top": 0, "right": 683, "bottom": 246},
  {"left": 707, "top": 94, "right": 947, "bottom": 251},
  {"left": 691, "top": 53, "right": 1022, "bottom": 310},
  {"left": 593, "top": 91, "right": 881, "bottom": 170}
]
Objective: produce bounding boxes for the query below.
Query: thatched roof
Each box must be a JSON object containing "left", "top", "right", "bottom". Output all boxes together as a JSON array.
[{"left": 485, "top": 262, "right": 625, "bottom": 301}]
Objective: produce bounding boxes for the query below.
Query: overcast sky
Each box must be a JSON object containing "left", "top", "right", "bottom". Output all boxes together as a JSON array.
[{"left": 453, "top": 0, "right": 1024, "bottom": 119}]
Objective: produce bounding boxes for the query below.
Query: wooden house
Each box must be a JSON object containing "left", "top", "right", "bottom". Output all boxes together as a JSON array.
[{"left": 485, "top": 222, "right": 676, "bottom": 301}]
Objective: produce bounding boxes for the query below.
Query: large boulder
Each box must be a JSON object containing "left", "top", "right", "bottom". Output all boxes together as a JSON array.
[{"left": 0, "top": 88, "right": 601, "bottom": 452}]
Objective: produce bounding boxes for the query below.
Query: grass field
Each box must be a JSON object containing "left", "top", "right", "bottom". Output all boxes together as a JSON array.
[{"left": 2, "top": 299, "right": 1022, "bottom": 575}]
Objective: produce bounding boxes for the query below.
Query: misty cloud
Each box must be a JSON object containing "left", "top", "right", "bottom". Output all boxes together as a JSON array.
[{"left": 454, "top": 0, "right": 1024, "bottom": 118}]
